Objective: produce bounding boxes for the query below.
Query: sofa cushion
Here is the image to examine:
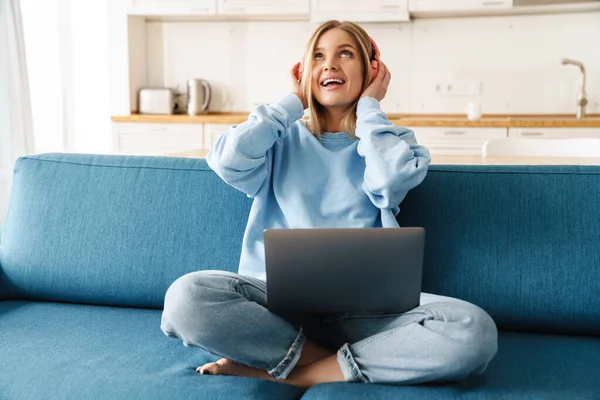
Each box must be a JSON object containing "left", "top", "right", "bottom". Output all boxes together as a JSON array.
[
  {"left": 0, "top": 300, "right": 304, "bottom": 400},
  {"left": 301, "top": 331, "right": 600, "bottom": 399},
  {"left": 2, "top": 301, "right": 598, "bottom": 400},
  {"left": 0, "top": 154, "right": 252, "bottom": 308},
  {"left": 398, "top": 165, "right": 600, "bottom": 336}
]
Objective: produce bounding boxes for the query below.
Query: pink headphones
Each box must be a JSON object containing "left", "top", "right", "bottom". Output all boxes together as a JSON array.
[{"left": 297, "top": 36, "right": 380, "bottom": 82}]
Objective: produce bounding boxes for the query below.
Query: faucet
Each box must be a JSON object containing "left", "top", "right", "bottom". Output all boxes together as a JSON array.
[{"left": 561, "top": 58, "right": 588, "bottom": 119}]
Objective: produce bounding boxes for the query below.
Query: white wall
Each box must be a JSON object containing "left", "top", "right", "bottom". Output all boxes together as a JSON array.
[{"left": 145, "top": 11, "right": 600, "bottom": 115}]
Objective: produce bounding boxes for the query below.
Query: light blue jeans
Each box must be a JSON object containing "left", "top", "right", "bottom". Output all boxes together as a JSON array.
[{"left": 160, "top": 270, "right": 498, "bottom": 384}]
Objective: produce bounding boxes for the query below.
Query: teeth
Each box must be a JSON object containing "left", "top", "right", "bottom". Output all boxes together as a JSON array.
[{"left": 322, "top": 78, "right": 344, "bottom": 86}]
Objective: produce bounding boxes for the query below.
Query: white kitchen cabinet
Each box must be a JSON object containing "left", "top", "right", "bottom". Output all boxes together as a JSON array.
[
  {"left": 410, "top": 127, "right": 508, "bottom": 155},
  {"left": 112, "top": 122, "right": 204, "bottom": 156},
  {"left": 508, "top": 128, "right": 600, "bottom": 139},
  {"left": 217, "top": 0, "right": 309, "bottom": 15},
  {"left": 127, "top": 0, "right": 217, "bottom": 16},
  {"left": 408, "top": 0, "right": 512, "bottom": 15},
  {"left": 204, "top": 124, "right": 234, "bottom": 149},
  {"left": 311, "top": 0, "right": 410, "bottom": 22}
]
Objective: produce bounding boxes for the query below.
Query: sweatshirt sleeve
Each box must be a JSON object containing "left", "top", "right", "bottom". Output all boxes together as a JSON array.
[
  {"left": 355, "top": 97, "right": 431, "bottom": 213},
  {"left": 206, "top": 93, "right": 305, "bottom": 198}
]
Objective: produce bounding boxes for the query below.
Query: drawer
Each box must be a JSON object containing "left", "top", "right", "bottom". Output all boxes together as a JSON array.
[
  {"left": 509, "top": 128, "right": 600, "bottom": 139},
  {"left": 112, "top": 122, "right": 203, "bottom": 134},
  {"left": 409, "top": 127, "right": 508, "bottom": 155},
  {"left": 116, "top": 132, "right": 203, "bottom": 155},
  {"left": 409, "top": 0, "right": 512, "bottom": 13},
  {"left": 411, "top": 127, "right": 508, "bottom": 139},
  {"left": 128, "top": 0, "right": 217, "bottom": 15},
  {"left": 112, "top": 122, "right": 204, "bottom": 156}
]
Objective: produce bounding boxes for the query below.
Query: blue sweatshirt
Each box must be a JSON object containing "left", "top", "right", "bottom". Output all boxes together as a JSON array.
[{"left": 206, "top": 93, "right": 431, "bottom": 281}]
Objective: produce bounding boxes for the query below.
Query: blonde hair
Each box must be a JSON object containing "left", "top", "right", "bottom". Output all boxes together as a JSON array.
[{"left": 300, "top": 20, "right": 375, "bottom": 139}]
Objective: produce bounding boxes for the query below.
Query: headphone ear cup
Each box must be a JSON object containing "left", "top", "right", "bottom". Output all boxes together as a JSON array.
[{"left": 369, "top": 37, "right": 381, "bottom": 81}]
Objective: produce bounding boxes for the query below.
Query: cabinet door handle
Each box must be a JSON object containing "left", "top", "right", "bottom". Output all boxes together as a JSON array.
[
  {"left": 521, "top": 131, "right": 543, "bottom": 136},
  {"left": 148, "top": 127, "right": 167, "bottom": 132},
  {"left": 190, "top": 7, "right": 210, "bottom": 12},
  {"left": 482, "top": 1, "right": 505, "bottom": 6},
  {"left": 444, "top": 131, "right": 466, "bottom": 135}
]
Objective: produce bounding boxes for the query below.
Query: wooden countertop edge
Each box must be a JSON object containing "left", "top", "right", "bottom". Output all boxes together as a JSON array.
[{"left": 111, "top": 113, "right": 600, "bottom": 128}]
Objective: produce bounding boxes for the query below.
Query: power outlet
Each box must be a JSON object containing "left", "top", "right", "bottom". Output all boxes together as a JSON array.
[{"left": 435, "top": 81, "right": 481, "bottom": 96}]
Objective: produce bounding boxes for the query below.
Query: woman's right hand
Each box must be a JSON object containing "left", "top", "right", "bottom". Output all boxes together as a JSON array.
[{"left": 290, "top": 62, "right": 308, "bottom": 110}]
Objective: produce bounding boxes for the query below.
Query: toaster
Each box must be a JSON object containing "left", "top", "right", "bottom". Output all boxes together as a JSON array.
[{"left": 138, "top": 88, "right": 176, "bottom": 115}]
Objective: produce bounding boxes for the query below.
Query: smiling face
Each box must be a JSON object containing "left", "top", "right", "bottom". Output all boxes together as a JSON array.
[{"left": 310, "top": 28, "right": 365, "bottom": 111}]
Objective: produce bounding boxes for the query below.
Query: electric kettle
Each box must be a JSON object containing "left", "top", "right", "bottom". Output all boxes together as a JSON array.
[{"left": 187, "top": 79, "right": 211, "bottom": 115}]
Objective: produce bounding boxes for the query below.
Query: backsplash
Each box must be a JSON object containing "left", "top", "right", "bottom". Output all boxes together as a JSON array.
[{"left": 145, "top": 11, "right": 600, "bottom": 115}]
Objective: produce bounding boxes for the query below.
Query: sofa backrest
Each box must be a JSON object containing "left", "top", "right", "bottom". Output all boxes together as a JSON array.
[
  {"left": 1, "top": 154, "right": 599, "bottom": 336},
  {"left": 0, "top": 153, "right": 251, "bottom": 308},
  {"left": 397, "top": 164, "right": 600, "bottom": 336}
]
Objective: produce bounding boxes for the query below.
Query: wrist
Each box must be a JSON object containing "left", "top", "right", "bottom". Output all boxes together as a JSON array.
[
  {"left": 293, "top": 92, "right": 307, "bottom": 110},
  {"left": 279, "top": 93, "right": 305, "bottom": 121},
  {"left": 357, "top": 96, "right": 381, "bottom": 116}
]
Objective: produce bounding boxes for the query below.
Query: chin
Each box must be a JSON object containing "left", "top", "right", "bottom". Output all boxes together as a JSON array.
[{"left": 314, "top": 93, "right": 358, "bottom": 109}]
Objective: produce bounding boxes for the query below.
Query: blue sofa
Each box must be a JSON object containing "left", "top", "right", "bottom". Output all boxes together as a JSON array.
[{"left": 1, "top": 153, "right": 599, "bottom": 400}]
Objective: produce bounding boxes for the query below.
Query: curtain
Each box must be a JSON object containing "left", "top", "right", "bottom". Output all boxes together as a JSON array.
[{"left": 0, "top": 0, "right": 34, "bottom": 224}]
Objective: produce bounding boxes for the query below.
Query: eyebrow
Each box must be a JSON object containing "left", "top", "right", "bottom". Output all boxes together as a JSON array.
[{"left": 315, "top": 44, "right": 356, "bottom": 52}]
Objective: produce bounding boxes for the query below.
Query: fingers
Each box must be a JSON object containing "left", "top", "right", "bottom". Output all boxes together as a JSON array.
[
  {"left": 290, "top": 62, "right": 301, "bottom": 82},
  {"left": 376, "top": 62, "right": 391, "bottom": 91},
  {"left": 382, "top": 62, "right": 391, "bottom": 87},
  {"left": 376, "top": 60, "right": 385, "bottom": 81}
]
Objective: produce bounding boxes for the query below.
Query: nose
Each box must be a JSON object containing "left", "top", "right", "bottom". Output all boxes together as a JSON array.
[{"left": 323, "top": 60, "right": 339, "bottom": 71}]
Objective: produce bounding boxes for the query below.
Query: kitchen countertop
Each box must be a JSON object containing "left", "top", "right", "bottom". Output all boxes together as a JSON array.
[
  {"left": 166, "top": 149, "right": 600, "bottom": 165},
  {"left": 111, "top": 113, "right": 600, "bottom": 128}
]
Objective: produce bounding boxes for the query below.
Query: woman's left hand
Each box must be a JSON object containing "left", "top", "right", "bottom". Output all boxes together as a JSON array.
[{"left": 360, "top": 61, "right": 391, "bottom": 102}]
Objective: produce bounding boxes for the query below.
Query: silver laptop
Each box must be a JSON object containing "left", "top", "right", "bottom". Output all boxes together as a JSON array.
[{"left": 264, "top": 227, "right": 425, "bottom": 314}]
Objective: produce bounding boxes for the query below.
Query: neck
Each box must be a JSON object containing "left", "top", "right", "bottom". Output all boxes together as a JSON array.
[{"left": 321, "top": 106, "right": 349, "bottom": 133}]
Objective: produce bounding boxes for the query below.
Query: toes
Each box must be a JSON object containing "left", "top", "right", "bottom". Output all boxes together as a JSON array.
[
  {"left": 218, "top": 358, "right": 231, "bottom": 365},
  {"left": 196, "top": 361, "right": 218, "bottom": 375},
  {"left": 196, "top": 358, "right": 232, "bottom": 375},
  {"left": 196, "top": 358, "right": 273, "bottom": 381}
]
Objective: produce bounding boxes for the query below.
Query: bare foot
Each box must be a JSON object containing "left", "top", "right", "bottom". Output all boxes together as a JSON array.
[
  {"left": 195, "top": 339, "right": 332, "bottom": 379},
  {"left": 196, "top": 358, "right": 274, "bottom": 381},
  {"left": 196, "top": 355, "right": 345, "bottom": 389}
]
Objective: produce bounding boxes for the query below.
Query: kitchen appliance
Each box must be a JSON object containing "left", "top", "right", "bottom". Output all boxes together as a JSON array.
[
  {"left": 138, "top": 88, "right": 177, "bottom": 115},
  {"left": 187, "top": 79, "right": 211, "bottom": 115}
]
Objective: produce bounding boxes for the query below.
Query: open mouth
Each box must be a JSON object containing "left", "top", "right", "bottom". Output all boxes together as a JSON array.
[{"left": 320, "top": 78, "right": 346, "bottom": 88}]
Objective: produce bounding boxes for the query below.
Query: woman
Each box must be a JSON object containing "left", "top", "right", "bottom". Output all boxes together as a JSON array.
[{"left": 161, "top": 20, "right": 498, "bottom": 388}]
